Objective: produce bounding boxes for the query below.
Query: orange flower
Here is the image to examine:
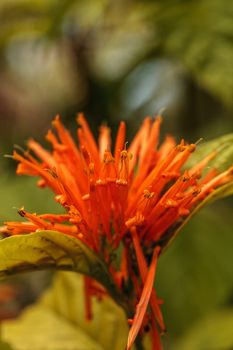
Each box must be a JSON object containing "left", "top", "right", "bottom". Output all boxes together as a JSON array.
[{"left": 3, "top": 114, "right": 233, "bottom": 349}]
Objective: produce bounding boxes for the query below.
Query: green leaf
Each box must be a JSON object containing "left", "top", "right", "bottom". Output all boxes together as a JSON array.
[
  {"left": 2, "top": 304, "right": 104, "bottom": 350},
  {"left": 163, "top": 134, "right": 233, "bottom": 250},
  {"left": 0, "top": 231, "right": 124, "bottom": 309},
  {"left": 174, "top": 309, "right": 233, "bottom": 350},
  {"left": 2, "top": 272, "right": 148, "bottom": 350},
  {"left": 187, "top": 133, "right": 233, "bottom": 172},
  {"left": 40, "top": 272, "right": 131, "bottom": 350}
]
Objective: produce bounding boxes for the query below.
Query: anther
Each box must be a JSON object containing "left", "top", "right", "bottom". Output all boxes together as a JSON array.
[
  {"left": 18, "top": 208, "right": 26, "bottom": 217},
  {"left": 121, "top": 150, "right": 128, "bottom": 159},
  {"left": 188, "top": 144, "right": 196, "bottom": 153},
  {"left": 182, "top": 174, "right": 190, "bottom": 182},
  {"left": 164, "top": 199, "right": 178, "bottom": 208},
  {"left": 143, "top": 189, "right": 154, "bottom": 199},
  {"left": 47, "top": 168, "right": 58, "bottom": 179},
  {"left": 192, "top": 188, "right": 201, "bottom": 196}
]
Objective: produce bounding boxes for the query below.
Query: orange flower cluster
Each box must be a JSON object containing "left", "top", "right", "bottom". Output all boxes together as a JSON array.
[{"left": 3, "top": 114, "right": 232, "bottom": 349}]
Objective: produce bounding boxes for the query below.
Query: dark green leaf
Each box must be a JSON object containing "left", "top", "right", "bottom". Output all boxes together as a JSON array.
[{"left": 157, "top": 205, "right": 233, "bottom": 337}]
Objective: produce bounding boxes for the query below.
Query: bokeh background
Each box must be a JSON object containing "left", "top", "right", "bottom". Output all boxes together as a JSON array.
[{"left": 0, "top": 0, "right": 232, "bottom": 349}]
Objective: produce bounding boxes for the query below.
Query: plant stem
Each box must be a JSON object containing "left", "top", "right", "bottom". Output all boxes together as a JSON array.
[{"left": 135, "top": 336, "right": 145, "bottom": 350}]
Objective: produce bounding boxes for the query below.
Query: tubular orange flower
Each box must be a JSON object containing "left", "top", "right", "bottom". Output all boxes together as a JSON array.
[{"left": 3, "top": 114, "right": 233, "bottom": 350}]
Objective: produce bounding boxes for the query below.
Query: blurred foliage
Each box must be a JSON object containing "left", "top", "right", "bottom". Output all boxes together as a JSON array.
[
  {"left": 0, "top": 0, "right": 232, "bottom": 150},
  {"left": 0, "top": 283, "right": 19, "bottom": 320},
  {"left": 157, "top": 203, "right": 233, "bottom": 338},
  {"left": 155, "top": 0, "right": 233, "bottom": 107},
  {"left": 2, "top": 273, "right": 134, "bottom": 350},
  {"left": 0, "top": 174, "right": 60, "bottom": 221},
  {"left": 0, "top": 338, "right": 13, "bottom": 350},
  {"left": 174, "top": 308, "right": 233, "bottom": 350},
  {"left": 3, "top": 306, "right": 104, "bottom": 350},
  {"left": 3, "top": 305, "right": 105, "bottom": 350},
  {"left": 0, "top": 0, "right": 232, "bottom": 107},
  {"left": 40, "top": 272, "right": 130, "bottom": 350},
  {"left": 0, "top": 0, "right": 232, "bottom": 349}
]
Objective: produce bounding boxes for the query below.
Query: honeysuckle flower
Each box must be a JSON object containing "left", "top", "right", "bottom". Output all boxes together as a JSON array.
[{"left": 2, "top": 114, "right": 232, "bottom": 350}]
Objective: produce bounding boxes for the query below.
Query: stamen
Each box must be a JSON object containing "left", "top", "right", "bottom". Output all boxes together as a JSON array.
[
  {"left": 28, "top": 139, "right": 55, "bottom": 167},
  {"left": 99, "top": 151, "right": 117, "bottom": 182},
  {"left": 117, "top": 150, "right": 130, "bottom": 185},
  {"left": 114, "top": 121, "right": 126, "bottom": 168},
  {"left": 77, "top": 113, "right": 100, "bottom": 167},
  {"left": 126, "top": 246, "right": 162, "bottom": 350},
  {"left": 99, "top": 124, "right": 111, "bottom": 160}
]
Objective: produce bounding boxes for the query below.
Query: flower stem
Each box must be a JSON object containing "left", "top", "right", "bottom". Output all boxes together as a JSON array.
[{"left": 135, "top": 336, "right": 145, "bottom": 350}]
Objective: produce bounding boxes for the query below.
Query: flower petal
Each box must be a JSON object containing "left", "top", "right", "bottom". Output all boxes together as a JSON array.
[{"left": 126, "top": 248, "right": 159, "bottom": 350}]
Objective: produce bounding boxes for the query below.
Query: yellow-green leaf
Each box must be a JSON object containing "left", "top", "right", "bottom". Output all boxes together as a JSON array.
[
  {"left": 2, "top": 273, "right": 150, "bottom": 350},
  {"left": 0, "top": 231, "right": 123, "bottom": 308},
  {"left": 187, "top": 133, "right": 233, "bottom": 202},
  {"left": 41, "top": 272, "right": 132, "bottom": 350},
  {"left": 2, "top": 305, "right": 104, "bottom": 350},
  {"left": 187, "top": 133, "right": 233, "bottom": 173},
  {"left": 162, "top": 134, "right": 233, "bottom": 250}
]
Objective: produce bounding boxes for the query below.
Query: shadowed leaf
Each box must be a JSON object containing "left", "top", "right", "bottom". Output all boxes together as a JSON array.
[{"left": 157, "top": 205, "right": 233, "bottom": 337}]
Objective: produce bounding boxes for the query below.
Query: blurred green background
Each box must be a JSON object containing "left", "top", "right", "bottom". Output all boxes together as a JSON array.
[{"left": 0, "top": 0, "right": 232, "bottom": 349}]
